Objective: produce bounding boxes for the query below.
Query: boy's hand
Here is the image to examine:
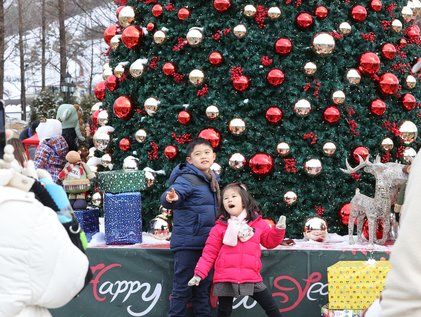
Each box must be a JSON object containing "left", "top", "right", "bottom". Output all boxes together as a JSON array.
[
  {"left": 166, "top": 188, "right": 179, "bottom": 203},
  {"left": 276, "top": 215, "right": 286, "bottom": 229},
  {"left": 188, "top": 275, "right": 201, "bottom": 287}
]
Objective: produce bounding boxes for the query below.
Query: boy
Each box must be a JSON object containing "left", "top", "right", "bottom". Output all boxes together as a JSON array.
[{"left": 161, "top": 138, "right": 220, "bottom": 317}]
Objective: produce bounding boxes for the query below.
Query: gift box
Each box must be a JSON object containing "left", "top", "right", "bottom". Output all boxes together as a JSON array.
[
  {"left": 321, "top": 304, "right": 363, "bottom": 317},
  {"left": 328, "top": 261, "right": 391, "bottom": 310},
  {"left": 74, "top": 209, "right": 100, "bottom": 242},
  {"left": 97, "top": 170, "right": 146, "bottom": 193},
  {"left": 104, "top": 192, "right": 142, "bottom": 245}
]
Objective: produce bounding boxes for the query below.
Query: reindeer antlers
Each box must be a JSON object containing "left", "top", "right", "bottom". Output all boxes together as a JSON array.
[{"left": 340, "top": 155, "right": 370, "bottom": 174}]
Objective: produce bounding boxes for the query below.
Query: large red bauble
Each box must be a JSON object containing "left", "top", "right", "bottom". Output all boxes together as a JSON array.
[
  {"left": 213, "top": 0, "right": 231, "bottom": 12},
  {"left": 351, "top": 5, "right": 367, "bottom": 22},
  {"left": 104, "top": 24, "right": 118, "bottom": 45},
  {"left": 177, "top": 111, "right": 191, "bottom": 125},
  {"left": 338, "top": 203, "right": 352, "bottom": 225},
  {"left": 152, "top": 4, "right": 163, "bottom": 17},
  {"left": 353, "top": 146, "right": 370, "bottom": 163},
  {"left": 94, "top": 81, "right": 106, "bottom": 101},
  {"left": 121, "top": 26, "right": 143, "bottom": 49},
  {"left": 178, "top": 8, "right": 190, "bottom": 20},
  {"left": 105, "top": 75, "right": 118, "bottom": 91},
  {"left": 296, "top": 12, "right": 313, "bottom": 29},
  {"left": 370, "top": 99, "right": 387, "bottom": 116},
  {"left": 119, "top": 138, "right": 131, "bottom": 151},
  {"left": 381, "top": 43, "right": 397, "bottom": 60},
  {"left": 91, "top": 109, "right": 100, "bottom": 127},
  {"left": 401, "top": 93, "right": 416, "bottom": 111},
  {"left": 146, "top": 23, "right": 155, "bottom": 32},
  {"left": 114, "top": 0, "right": 127, "bottom": 4},
  {"left": 362, "top": 218, "right": 384, "bottom": 240},
  {"left": 379, "top": 73, "right": 400, "bottom": 95},
  {"left": 267, "top": 69, "right": 285, "bottom": 86},
  {"left": 275, "top": 38, "right": 292, "bottom": 55},
  {"left": 405, "top": 25, "right": 420, "bottom": 43},
  {"left": 162, "top": 62, "right": 175, "bottom": 76},
  {"left": 164, "top": 145, "right": 178, "bottom": 160},
  {"left": 198, "top": 128, "right": 221, "bottom": 148},
  {"left": 359, "top": 52, "right": 380, "bottom": 75},
  {"left": 323, "top": 106, "right": 340, "bottom": 124},
  {"left": 113, "top": 96, "right": 134, "bottom": 120},
  {"left": 209, "top": 51, "right": 223, "bottom": 66},
  {"left": 233, "top": 76, "right": 250, "bottom": 92},
  {"left": 249, "top": 153, "right": 274, "bottom": 176},
  {"left": 265, "top": 107, "right": 283, "bottom": 125},
  {"left": 315, "top": 6, "right": 329, "bottom": 19},
  {"left": 370, "top": 0, "right": 382, "bottom": 11}
]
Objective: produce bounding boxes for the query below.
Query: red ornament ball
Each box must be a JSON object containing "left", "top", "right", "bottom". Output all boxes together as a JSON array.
[
  {"left": 113, "top": 96, "right": 134, "bottom": 120},
  {"left": 370, "top": 0, "right": 382, "bottom": 11},
  {"left": 94, "top": 81, "right": 106, "bottom": 101},
  {"left": 351, "top": 5, "right": 368, "bottom": 22},
  {"left": 121, "top": 25, "right": 143, "bottom": 49},
  {"left": 359, "top": 52, "right": 380, "bottom": 75},
  {"left": 265, "top": 107, "right": 283, "bottom": 125},
  {"left": 405, "top": 25, "right": 420, "bottom": 43},
  {"left": 401, "top": 93, "right": 416, "bottom": 111},
  {"left": 119, "top": 138, "right": 131, "bottom": 151},
  {"left": 381, "top": 43, "right": 397, "bottom": 60},
  {"left": 104, "top": 24, "right": 118, "bottom": 45},
  {"left": 209, "top": 51, "right": 223, "bottom": 66},
  {"left": 323, "top": 106, "right": 340, "bottom": 124},
  {"left": 296, "top": 12, "right": 314, "bottom": 29},
  {"left": 164, "top": 145, "right": 178, "bottom": 160},
  {"left": 362, "top": 218, "right": 384, "bottom": 240},
  {"left": 232, "top": 76, "right": 250, "bottom": 92},
  {"left": 267, "top": 69, "right": 285, "bottom": 86},
  {"left": 178, "top": 8, "right": 190, "bottom": 20},
  {"left": 198, "top": 128, "right": 221, "bottom": 148},
  {"left": 162, "top": 62, "right": 175, "bottom": 76},
  {"left": 353, "top": 146, "right": 370, "bottom": 163},
  {"left": 275, "top": 38, "right": 292, "bottom": 56},
  {"left": 370, "top": 99, "right": 387, "bottom": 116},
  {"left": 105, "top": 75, "right": 118, "bottom": 92},
  {"left": 213, "top": 0, "right": 231, "bottom": 12},
  {"left": 338, "top": 203, "right": 352, "bottom": 225},
  {"left": 91, "top": 109, "right": 100, "bottom": 128},
  {"left": 315, "top": 6, "right": 329, "bottom": 19},
  {"left": 249, "top": 153, "right": 274, "bottom": 176},
  {"left": 114, "top": 0, "right": 127, "bottom": 4},
  {"left": 146, "top": 23, "right": 155, "bottom": 32},
  {"left": 152, "top": 4, "right": 163, "bottom": 17},
  {"left": 379, "top": 73, "right": 400, "bottom": 95},
  {"left": 177, "top": 110, "right": 191, "bottom": 125}
]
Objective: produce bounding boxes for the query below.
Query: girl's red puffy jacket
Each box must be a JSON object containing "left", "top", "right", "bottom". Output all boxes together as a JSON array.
[{"left": 194, "top": 214, "right": 285, "bottom": 284}]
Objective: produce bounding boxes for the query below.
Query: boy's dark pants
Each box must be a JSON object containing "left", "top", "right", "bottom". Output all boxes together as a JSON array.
[{"left": 168, "top": 250, "right": 212, "bottom": 317}]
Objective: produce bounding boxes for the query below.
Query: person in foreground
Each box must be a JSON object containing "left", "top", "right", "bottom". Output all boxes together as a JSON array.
[
  {"left": 380, "top": 149, "right": 421, "bottom": 317},
  {"left": 188, "top": 183, "right": 286, "bottom": 317}
]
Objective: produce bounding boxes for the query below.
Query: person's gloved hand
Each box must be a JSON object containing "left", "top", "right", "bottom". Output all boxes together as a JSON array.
[
  {"left": 276, "top": 215, "right": 286, "bottom": 229},
  {"left": 188, "top": 275, "right": 201, "bottom": 287}
]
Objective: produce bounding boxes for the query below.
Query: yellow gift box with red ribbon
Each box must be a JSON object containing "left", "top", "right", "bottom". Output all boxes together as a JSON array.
[{"left": 327, "top": 260, "right": 391, "bottom": 310}]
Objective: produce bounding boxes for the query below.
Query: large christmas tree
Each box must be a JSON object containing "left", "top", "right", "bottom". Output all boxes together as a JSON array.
[{"left": 95, "top": 0, "right": 420, "bottom": 237}]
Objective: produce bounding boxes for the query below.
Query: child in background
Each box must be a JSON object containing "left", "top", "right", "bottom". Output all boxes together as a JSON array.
[
  {"left": 188, "top": 183, "right": 286, "bottom": 317},
  {"left": 161, "top": 138, "right": 220, "bottom": 317}
]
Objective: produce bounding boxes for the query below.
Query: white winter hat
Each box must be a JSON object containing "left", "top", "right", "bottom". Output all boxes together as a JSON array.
[{"left": 36, "top": 119, "right": 62, "bottom": 141}]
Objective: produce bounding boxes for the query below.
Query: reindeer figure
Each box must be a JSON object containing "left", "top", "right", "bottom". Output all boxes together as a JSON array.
[{"left": 341, "top": 156, "right": 407, "bottom": 245}]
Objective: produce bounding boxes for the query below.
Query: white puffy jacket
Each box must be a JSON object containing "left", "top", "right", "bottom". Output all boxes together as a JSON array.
[{"left": 0, "top": 186, "right": 89, "bottom": 317}]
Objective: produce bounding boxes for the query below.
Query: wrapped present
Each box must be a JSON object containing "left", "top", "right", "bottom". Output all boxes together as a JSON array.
[
  {"left": 104, "top": 192, "right": 142, "bottom": 245},
  {"left": 321, "top": 304, "right": 364, "bottom": 317},
  {"left": 74, "top": 209, "right": 100, "bottom": 242},
  {"left": 328, "top": 260, "right": 391, "bottom": 310},
  {"left": 97, "top": 170, "right": 146, "bottom": 193}
]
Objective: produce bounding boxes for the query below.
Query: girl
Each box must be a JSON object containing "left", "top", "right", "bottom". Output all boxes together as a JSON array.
[{"left": 188, "top": 182, "right": 286, "bottom": 317}]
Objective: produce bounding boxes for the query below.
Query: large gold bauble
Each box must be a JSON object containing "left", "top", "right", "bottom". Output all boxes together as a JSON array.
[
  {"left": 323, "top": 142, "right": 337, "bottom": 156},
  {"left": 294, "top": 99, "right": 312, "bottom": 117},
  {"left": 267, "top": 7, "right": 281, "bottom": 19},
  {"left": 118, "top": 6, "right": 135, "bottom": 27},
  {"left": 135, "top": 129, "right": 147, "bottom": 143},
  {"left": 332, "top": 90, "right": 345, "bottom": 104},
  {"left": 123, "top": 156, "right": 138, "bottom": 171},
  {"left": 381, "top": 137, "right": 394, "bottom": 151},
  {"left": 186, "top": 28, "right": 203, "bottom": 46},
  {"left": 91, "top": 192, "right": 102, "bottom": 207},
  {"left": 130, "top": 59, "right": 145, "bottom": 78},
  {"left": 283, "top": 191, "right": 297, "bottom": 206},
  {"left": 303, "top": 217, "right": 328, "bottom": 242},
  {"left": 114, "top": 63, "right": 125, "bottom": 78},
  {"left": 144, "top": 97, "right": 160, "bottom": 116},
  {"left": 406, "top": 75, "right": 417, "bottom": 89},
  {"left": 210, "top": 162, "right": 222, "bottom": 175},
  {"left": 233, "top": 24, "right": 247, "bottom": 38},
  {"left": 101, "top": 154, "right": 112, "bottom": 169},
  {"left": 401, "top": 6, "right": 414, "bottom": 22},
  {"left": 153, "top": 30, "right": 166, "bottom": 44},
  {"left": 403, "top": 147, "right": 417, "bottom": 163},
  {"left": 243, "top": 4, "right": 257, "bottom": 17},
  {"left": 304, "top": 62, "right": 317, "bottom": 75},
  {"left": 229, "top": 153, "right": 246, "bottom": 170},
  {"left": 276, "top": 142, "right": 290, "bottom": 157},
  {"left": 409, "top": 0, "right": 421, "bottom": 16},
  {"left": 149, "top": 213, "right": 171, "bottom": 240},
  {"left": 399, "top": 121, "right": 418, "bottom": 145},
  {"left": 304, "top": 159, "right": 322, "bottom": 176},
  {"left": 103, "top": 67, "right": 113, "bottom": 80},
  {"left": 97, "top": 110, "right": 109, "bottom": 126},
  {"left": 206, "top": 105, "right": 219, "bottom": 119},
  {"left": 346, "top": 68, "right": 361, "bottom": 85},
  {"left": 144, "top": 170, "right": 155, "bottom": 188},
  {"left": 392, "top": 19, "right": 403, "bottom": 32},
  {"left": 228, "top": 118, "right": 246, "bottom": 135},
  {"left": 311, "top": 32, "right": 335, "bottom": 56},
  {"left": 93, "top": 131, "right": 110, "bottom": 152},
  {"left": 189, "top": 69, "right": 205, "bottom": 85},
  {"left": 339, "top": 22, "right": 352, "bottom": 35},
  {"left": 110, "top": 35, "right": 121, "bottom": 50}
]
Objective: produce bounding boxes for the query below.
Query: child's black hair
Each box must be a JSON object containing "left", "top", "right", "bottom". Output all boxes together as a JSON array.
[
  {"left": 185, "top": 137, "right": 213, "bottom": 157},
  {"left": 218, "top": 183, "right": 261, "bottom": 221}
]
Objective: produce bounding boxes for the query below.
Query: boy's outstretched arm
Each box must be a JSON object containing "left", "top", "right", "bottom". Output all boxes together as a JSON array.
[{"left": 160, "top": 176, "right": 192, "bottom": 209}]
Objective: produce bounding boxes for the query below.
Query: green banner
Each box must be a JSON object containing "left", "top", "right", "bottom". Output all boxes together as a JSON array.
[{"left": 52, "top": 247, "right": 389, "bottom": 317}]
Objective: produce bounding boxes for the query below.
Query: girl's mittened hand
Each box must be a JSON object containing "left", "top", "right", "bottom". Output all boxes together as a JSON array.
[
  {"left": 166, "top": 188, "right": 179, "bottom": 203},
  {"left": 276, "top": 215, "right": 286, "bottom": 229},
  {"left": 188, "top": 275, "right": 201, "bottom": 287}
]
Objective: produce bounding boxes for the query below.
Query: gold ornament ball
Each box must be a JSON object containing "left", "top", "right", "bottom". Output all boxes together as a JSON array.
[
  {"left": 332, "top": 90, "right": 346, "bottom": 105},
  {"left": 243, "top": 4, "right": 257, "bottom": 17},
  {"left": 346, "top": 68, "right": 361, "bottom": 85},
  {"left": 304, "top": 159, "right": 323, "bottom": 176},
  {"left": 229, "top": 153, "right": 247, "bottom": 170},
  {"left": 304, "top": 62, "right": 317, "bottom": 75},
  {"left": 186, "top": 28, "right": 203, "bottom": 46},
  {"left": 294, "top": 99, "right": 312, "bottom": 117},
  {"left": 144, "top": 170, "right": 155, "bottom": 188},
  {"left": 93, "top": 131, "right": 110, "bottom": 151},
  {"left": 91, "top": 192, "right": 102, "bottom": 207},
  {"left": 399, "top": 120, "right": 418, "bottom": 145},
  {"left": 97, "top": 110, "right": 109, "bottom": 126},
  {"left": 392, "top": 19, "right": 403, "bottom": 32},
  {"left": 144, "top": 97, "right": 160, "bottom": 116},
  {"left": 381, "top": 137, "right": 394, "bottom": 151},
  {"left": 267, "top": 7, "right": 281, "bottom": 19},
  {"left": 135, "top": 129, "right": 147, "bottom": 143},
  {"left": 303, "top": 217, "right": 328, "bottom": 242},
  {"left": 110, "top": 35, "right": 121, "bottom": 50},
  {"left": 153, "top": 30, "right": 166, "bottom": 44},
  {"left": 311, "top": 32, "right": 336, "bottom": 56},
  {"left": 406, "top": 75, "right": 417, "bottom": 89},
  {"left": 206, "top": 105, "right": 219, "bottom": 119},
  {"left": 409, "top": 0, "right": 421, "bottom": 16},
  {"left": 149, "top": 214, "right": 171, "bottom": 240},
  {"left": 229, "top": 118, "right": 246, "bottom": 135},
  {"left": 130, "top": 59, "right": 145, "bottom": 78},
  {"left": 339, "top": 22, "right": 352, "bottom": 35},
  {"left": 210, "top": 162, "right": 222, "bottom": 175},
  {"left": 118, "top": 6, "right": 135, "bottom": 28},
  {"left": 323, "top": 142, "right": 337, "bottom": 156},
  {"left": 403, "top": 147, "right": 417, "bottom": 163},
  {"left": 233, "top": 24, "right": 247, "bottom": 38},
  {"left": 114, "top": 63, "right": 125, "bottom": 78},
  {"left": 189, "top": 69, "right": 205, "bottom": 85},
  {"left": 283, "top": 191, "right": 298, "bottom": 206},
  {"left": 401, "top": 6, "right": 414, "bottom": 22},
  {"left": 103, "top": 67, "right": 113, "bottom": 80},
  {"left": 101, "top": 153, "right": 112, "bottom": 169},
  {"left": 276, "top": 142, "right": 290, "bottom": 157},
  {"left": 123, "top": 156, "right": 138, "bottom": 171}
]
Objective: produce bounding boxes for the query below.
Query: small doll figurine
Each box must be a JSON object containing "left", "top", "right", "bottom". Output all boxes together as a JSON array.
[{"left": 58, "top": 151, "right": 95, "bottom": 210}]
